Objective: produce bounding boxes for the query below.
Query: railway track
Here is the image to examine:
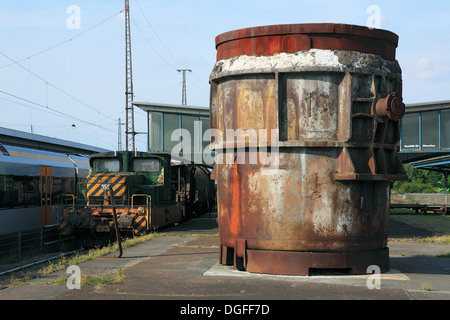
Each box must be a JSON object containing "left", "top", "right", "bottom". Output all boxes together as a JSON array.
[
  {"left": 0, "top": 249, "right": 84, "bottom": 278},
  {"left": 1, "top": 223, "right": 150, "bottom": 278},
  {"left": 0, "top": 224, "right": 87, "bottom": 276}
]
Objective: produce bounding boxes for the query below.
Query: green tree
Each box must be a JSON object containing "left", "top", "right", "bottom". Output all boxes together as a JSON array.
[{"left": 392, "top": 164, "right": 448, "bottom": 194}]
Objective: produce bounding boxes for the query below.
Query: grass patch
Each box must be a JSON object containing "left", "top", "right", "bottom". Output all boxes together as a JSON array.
[
  {"left": 390, "top": 208, "right": 417, "bottom": 215},
  {"left": 422, "top": 283, "right": 433, "bottom": 291},
  {"left": 415, "top": 235, "right": 450, "bottom": 245},
  {"left": 49, "top": 267, "right": 126, "bottom": 288},
  {"left": 165, "top": 233, "right": 219, "bottom": 238},
  {"left": 40, "top": 232, "right": 171, "bottom": 276},
  {"left": 8, "top": 275, "right": 35, "bottom": 286},
  {"left": 390, "top": 215, "right": 450, "bottom": 236},
  {"left": 1, "top": 231, "right": 218, "bottom": 287}
]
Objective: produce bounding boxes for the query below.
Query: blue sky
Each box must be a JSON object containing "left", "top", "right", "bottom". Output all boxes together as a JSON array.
[{"left": 0, "top": 0, "right": 449, "bottom": 151}]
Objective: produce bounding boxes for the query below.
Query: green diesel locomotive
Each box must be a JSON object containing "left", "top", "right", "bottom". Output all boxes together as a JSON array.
[{"left": 60, "top": 151, "right": 215, "bottom": 238}]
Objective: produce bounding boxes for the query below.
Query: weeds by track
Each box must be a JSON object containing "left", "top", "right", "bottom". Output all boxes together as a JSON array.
[{"left": 0, "top": 232, "right": 218, "bottom": 288}]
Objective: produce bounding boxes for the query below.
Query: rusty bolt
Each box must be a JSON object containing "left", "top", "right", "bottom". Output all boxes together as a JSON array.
[{"left": 375, "top": 92, "right": 405, "bottom": 121}]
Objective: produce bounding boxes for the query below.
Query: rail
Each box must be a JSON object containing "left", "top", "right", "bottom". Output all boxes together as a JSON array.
[{"left": 0, "top": 249, "right": 83, "bottom": 277}]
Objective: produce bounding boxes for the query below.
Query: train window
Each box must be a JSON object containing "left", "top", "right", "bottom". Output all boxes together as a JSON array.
[
  {"left": 92, "top": 158, "right": 120, "bottom": 172},
  {"left": 13, "top": 176, "right": 26, "bottom": 207},
  {"left": 0, "top": 175, "right": 40, "bottom": 208},
  {"left": 132, "top": 158, "right": 160, "bottom": 172},
  {"left": 27, "top": 176, "right": 39, "bottom": 207},
  {"left": 0, "top": 175, "right": 12, "bottom": 208},
  {"left": 0, "top": 175, "right": 81, "bottom": 208},
  {"left": 53, "top": 178, "right": 62, "bottom": 204}
]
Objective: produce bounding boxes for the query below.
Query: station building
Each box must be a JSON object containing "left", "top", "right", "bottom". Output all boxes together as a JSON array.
[
  {"left": 133, "top": 101, "right": 211, "bottom": 165},
  {"left": 399, "top": 100, "right": 450, "bottom": 174},
  {"left": 400, "top": 100, "right": 450, "bottom": 158}
]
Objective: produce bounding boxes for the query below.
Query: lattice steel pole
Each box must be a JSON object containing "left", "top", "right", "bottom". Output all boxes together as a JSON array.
[
  {"left": 125, "top": 0, "right": 135, "bottom": 151},
  {"left": 177, "top": 69, "right": 191, "bottom": 105}
]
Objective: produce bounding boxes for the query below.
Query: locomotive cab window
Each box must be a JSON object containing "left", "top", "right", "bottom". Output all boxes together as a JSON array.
[
  {"left": 92, "top": 158, "right": 120, "bottom": 173},
  {"left": 132, "top": 158, "right": 160, "bottom": 172}
]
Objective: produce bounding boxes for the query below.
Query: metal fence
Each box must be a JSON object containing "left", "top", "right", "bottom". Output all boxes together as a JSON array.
[
  {"left": 0, "top": 224, "right": 60, "bottom": 262},
  {"left": 391, "top": 193, "right": 448, "bottom": 205}
]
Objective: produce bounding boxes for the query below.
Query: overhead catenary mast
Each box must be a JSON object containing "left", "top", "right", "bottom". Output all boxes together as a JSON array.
[
  {"left": 117, "top": 118, "right": 123, "bottom": 151},
  {"left": 177, "top": 69, "right": 191, "bottom": 105},
  {"left": 125, "top": 0, "right": 135, "bottom": 151}
]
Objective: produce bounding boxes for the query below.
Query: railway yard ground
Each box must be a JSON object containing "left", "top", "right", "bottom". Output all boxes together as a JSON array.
[{"left": 0, "top": 210, "right": 449, "bottom": 311}]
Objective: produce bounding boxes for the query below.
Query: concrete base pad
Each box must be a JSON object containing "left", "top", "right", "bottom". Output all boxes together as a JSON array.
[{"left": 204, "top": 262, "right": 410, "bottom": 284}]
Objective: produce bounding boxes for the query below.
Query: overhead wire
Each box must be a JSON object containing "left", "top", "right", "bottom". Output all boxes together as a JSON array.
[
  {"left": 130, "top": 15, "right": 207, "bottom": 104},
  {"left": 134, "top": 0, "right": 183, "bottom": 68},
  {"left": 0, "top": 3, "right": 210, "bottom": 149},
  {"left": 130, "top": 0, "right": 210, "bottom": 98},
  {"left": 140, "top": 81, "right": 182, "bottom": 101},
  {"left": 0, "top": 9, "right": 125, "bottom": 70},
  {"left": 0, "top": 95, "right": 72, "bottom": 122},
  {"left": 130, "top": 16, "right": 179, "bottom": 71},
  {"left": 0, "top": 89, "right": 117, "bottom": 135},
  {"left": 0, "top": 49, "right": 118, "bottom": 123},
  {"left": 0, "top": 8, "right": 128, "bottom": 129},
  {"left": 0, "top": 6, "right": 151, "bottom": 149},
  {"left": 0, "top": 9, "right": 126, "bottom": 138}
]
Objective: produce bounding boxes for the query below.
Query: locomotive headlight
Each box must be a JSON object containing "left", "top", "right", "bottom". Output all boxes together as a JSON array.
[
  {"left": 138, "top": 207, "right": 145, "bottom": 215},
  {"left": 67, "top": 207, "right": 74, "bottom": 214}
]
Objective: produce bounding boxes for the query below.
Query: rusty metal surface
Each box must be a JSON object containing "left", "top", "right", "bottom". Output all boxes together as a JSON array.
[
  {"left": 375, "top": 92, "right": 406, "bottom": 121},
  {"left": 215, "top": 23, "right": 399, "bottom": 61},
  {"left": 245, "top": 248, "right": 390, "bottom": 276},
  {"left": 211, "top": 23, "right": 406, "bottom": 275},
  {"left": 217, "top": 152, "right": 393, "bottom": 251}
]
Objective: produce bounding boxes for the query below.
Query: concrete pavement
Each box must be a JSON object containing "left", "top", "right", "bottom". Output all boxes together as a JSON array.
[{"left": 0, "top": 212, "right": 449, "bottom": 305}]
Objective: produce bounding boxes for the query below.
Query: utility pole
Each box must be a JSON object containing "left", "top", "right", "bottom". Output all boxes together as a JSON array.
[
  {"left": 177, "top": 69, "right": 191, "bottom": 105},
  {"left": 125, "top": 0, "right": 135, "bottom": 151},
  {"left": 117, "top": 118, "right": 124, "bottom": 151}
]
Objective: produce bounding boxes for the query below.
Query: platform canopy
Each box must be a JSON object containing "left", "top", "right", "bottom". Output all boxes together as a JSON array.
[
  {"left": 0, "top": 127, "right": 109, "bottom": 155},
  {"left": 411, "top": 154, "right": 450, "bottom": 173}
]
